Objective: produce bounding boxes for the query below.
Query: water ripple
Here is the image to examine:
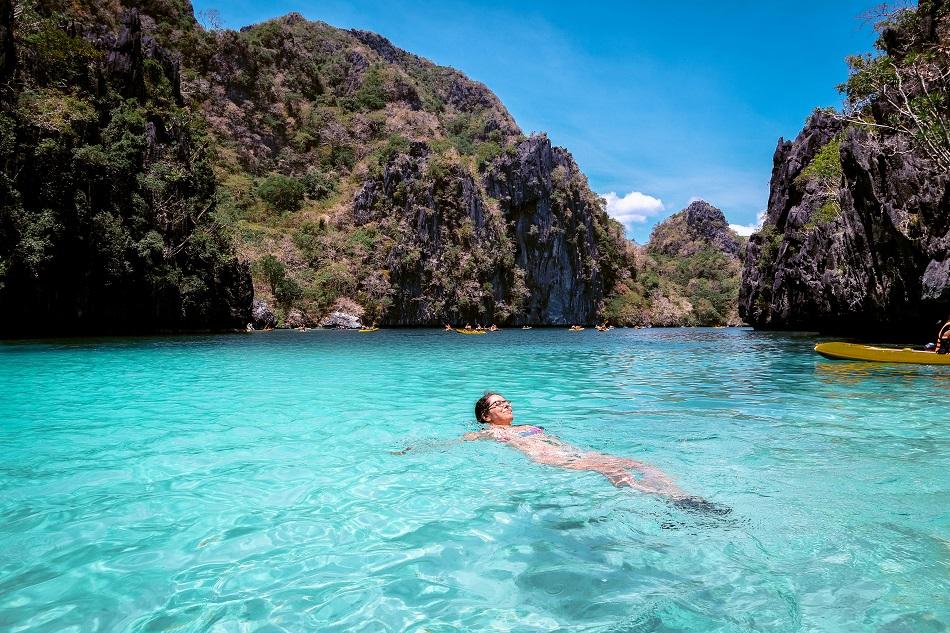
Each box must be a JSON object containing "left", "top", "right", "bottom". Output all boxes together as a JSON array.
[{"left": 1, "top": 329, "right": 948, "bottom": 631}]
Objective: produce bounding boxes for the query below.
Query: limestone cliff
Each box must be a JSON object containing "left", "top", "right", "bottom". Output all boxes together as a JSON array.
[
  {"left": 0, "top": 1, "right": 630, "bottom": 332},
  {"left": 649, "top": 200, "right": 741, "bottom": 259},
  {"left": 187, "top": 11, "right": 628, "bottom": 326},
  {"left": 353, "top": 134, "right": 618, "bottom": 325},
  {"left": 740, "top": 1, "right": 950, "bottom": 338}
]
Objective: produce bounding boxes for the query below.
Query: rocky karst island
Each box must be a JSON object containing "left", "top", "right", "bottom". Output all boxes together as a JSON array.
[
  {"left": 0, "top": 0, "right": 753, "bottom": 334},
  {"left": 741, "top": 2, "right": 950, "bottom": 338}
]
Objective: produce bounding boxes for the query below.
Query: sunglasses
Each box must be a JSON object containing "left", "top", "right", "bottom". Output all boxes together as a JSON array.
[{"left": 487, "top": 399, "right": 511, "bottom": 411}]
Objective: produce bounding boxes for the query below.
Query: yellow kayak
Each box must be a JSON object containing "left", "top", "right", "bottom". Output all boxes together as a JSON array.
[
  {"left": 455, "top": 329, "right": 486, "bottom": 335},
  {"left": 815, "top": 342, "right": 950, "bottom": 365},
  {"left": 359, "top": 327, "right": 379, "bottom": 333}
]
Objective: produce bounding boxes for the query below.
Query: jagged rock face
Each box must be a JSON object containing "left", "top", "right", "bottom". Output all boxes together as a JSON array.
[
  {"left": 350, "top": 141, "right": 511, "bottom": 325},
  {"left": 3, "top": 2, "right": 627, "bottom": 331},
  {"left": 184, "top": 11, "right": 628, "bottom": 326},
  {"left": 251, "top": 300, "right": 277, "bottom": 329},
  {"left": 105, "top": 10, "right": 184, "bottom": 104},
  {"left": 349, "top": 29, "right": 519, "bottom": 136},
  {"left": 739, "top": 107, "right": 950, "bottom": 336},
  {"left": 485, "top": 137, "right": 613, "bottom": 325},
  {"left": 684, "top": 201, "right": 741, "bottom": 256},
  {"left": 197, "top": 14, "right": 521, "bottom": 174},
  {"left": 319, "top": 310, "right": 362, "bottom": 329},
  {"left": 650, "top": 200, "right": 740, "bottom": 258},
  {"left": 740, "top": 0, "right": 950, "bottom": 338},
  {"left": 352, "top": 135, "right": 619, "bottom": 325}
]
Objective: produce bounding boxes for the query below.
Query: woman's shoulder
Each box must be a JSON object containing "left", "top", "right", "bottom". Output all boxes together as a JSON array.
[{"left": 464, "top": 428, "right": 499, "bottom": 440}]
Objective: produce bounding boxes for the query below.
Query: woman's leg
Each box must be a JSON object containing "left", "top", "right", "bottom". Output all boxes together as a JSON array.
[
  {"left": 566, "top": 453, "right": 687, "bottom": 496},
  {"left": 527, "top": 448, "right": 732, "bottom": 515}
]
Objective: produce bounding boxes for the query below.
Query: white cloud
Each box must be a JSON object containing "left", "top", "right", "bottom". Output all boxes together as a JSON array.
[
  {"left": 729, "top": 210, "right": 767, "bottom": 237},
  {"left": 730, "top": 223, "right": 758, "bottom": 237},
  {"left": 601, "top": 191, "right": 664, "bottom": 225}
]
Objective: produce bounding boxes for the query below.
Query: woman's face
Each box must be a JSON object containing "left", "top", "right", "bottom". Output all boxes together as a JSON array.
[{"left": 482, "top": 394, "right": 514, "bottom": 425}]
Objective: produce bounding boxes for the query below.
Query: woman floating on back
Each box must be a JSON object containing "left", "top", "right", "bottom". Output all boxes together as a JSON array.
[{"left": 465, "top": 392, "right": 730, "bottom": 515}]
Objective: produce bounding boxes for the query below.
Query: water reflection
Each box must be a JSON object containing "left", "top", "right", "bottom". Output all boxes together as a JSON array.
[{"left": 815, "top": 359, "right": 950, "bottom": 387}]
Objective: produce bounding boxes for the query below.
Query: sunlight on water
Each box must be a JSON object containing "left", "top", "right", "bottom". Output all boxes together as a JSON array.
[{"left": 1, "top": 328, "right": 948, "bottom": 632}]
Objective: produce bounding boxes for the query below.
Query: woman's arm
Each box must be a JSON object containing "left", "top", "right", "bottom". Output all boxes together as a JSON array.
[{"left": 391, "top": 433, "right": 490, "bottom": 455}]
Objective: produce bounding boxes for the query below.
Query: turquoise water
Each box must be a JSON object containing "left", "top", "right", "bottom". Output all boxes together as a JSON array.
[{"left": 1, "top": 328, "right": 947, "bottom": 632}]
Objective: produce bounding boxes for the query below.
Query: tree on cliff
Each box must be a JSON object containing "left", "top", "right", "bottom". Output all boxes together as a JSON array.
[{"left": 841, "top": 0, "right": 950, "bottom": 171}]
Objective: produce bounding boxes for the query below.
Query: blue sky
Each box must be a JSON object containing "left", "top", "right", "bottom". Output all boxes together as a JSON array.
[{"left": 191, "top": 0, "right": 883, "bottom": 242}]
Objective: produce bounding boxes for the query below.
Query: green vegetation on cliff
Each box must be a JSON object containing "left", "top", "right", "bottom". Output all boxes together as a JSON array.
[
  {"left": 175, "top": 11, "right": 626, "bottom": 326},
  {"left": 840, "top": 0, "right": 950, "bottom": 172},
  {"left": 1, "top": 1, "right": 700, "bottom": 332},
  {"left": 604, "top": 201, "right": 744, "bottom": 327},
  {"left": 0, "top": 1, "right": 251, "bottom": 335},
  {"left": 739, "top": 0, "right": 950, "bottom": 336},
  {"left": 795, "top": 135, "right": 843, "bottom": 229}
]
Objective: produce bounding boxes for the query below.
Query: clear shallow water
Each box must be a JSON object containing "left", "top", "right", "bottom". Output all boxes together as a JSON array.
[{"left": 1, "top": 328, "right": 947, "bottom": 632}]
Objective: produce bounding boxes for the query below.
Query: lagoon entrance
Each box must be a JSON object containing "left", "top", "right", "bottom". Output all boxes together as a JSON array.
[{"left": 2, "top": 329, "right": 947, "bottom": 631}]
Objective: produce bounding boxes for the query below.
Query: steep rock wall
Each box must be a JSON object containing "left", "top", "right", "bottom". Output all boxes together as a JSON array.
[
  {"left": 191, "top": 12, "right": 627, "bottom": 326},
  {"left": 0, "top": 8, "right": 252, "bottom": 335},
  {"left": 740, "top": 1, "right": 950, "bottom": 338},
  {"left": 352, "top": 135, "right": 621, "bottom": 325},
  {"left": 739, "top": 110, "right": 949, "bottom": 337}
]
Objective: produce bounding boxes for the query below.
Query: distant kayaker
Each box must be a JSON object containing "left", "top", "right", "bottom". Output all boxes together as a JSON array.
[{"left": 463, "top": 392, "right": 730, "bottom": 515}]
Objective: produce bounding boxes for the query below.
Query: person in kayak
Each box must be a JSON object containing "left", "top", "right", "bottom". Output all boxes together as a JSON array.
[
  {"left": 465, "top": 392, "right": 729, "bottom": 514},
  {"left": 937, "top": 315, "right": 950, "bottom": 354}
]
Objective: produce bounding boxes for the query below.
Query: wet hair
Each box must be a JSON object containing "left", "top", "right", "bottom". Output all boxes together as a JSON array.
[{"left": 475, "top": 391, "right": 502, "bottom": 423}]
